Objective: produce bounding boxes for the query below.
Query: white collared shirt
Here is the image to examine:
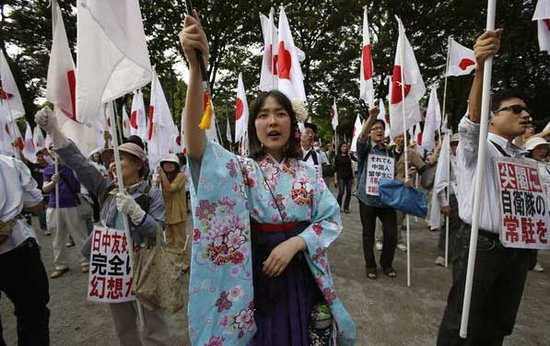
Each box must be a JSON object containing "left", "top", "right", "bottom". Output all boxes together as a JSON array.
[
  {"left": 0, "top": 155, "right": 43, "bottom": 254},
  {"left": 456, "top": 116, "right": 526, "bottom": 233}
]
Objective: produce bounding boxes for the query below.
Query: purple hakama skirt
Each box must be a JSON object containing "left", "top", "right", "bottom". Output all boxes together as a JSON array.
[{"left": 249, "top": 221, "right": 324, "bottom": 346}]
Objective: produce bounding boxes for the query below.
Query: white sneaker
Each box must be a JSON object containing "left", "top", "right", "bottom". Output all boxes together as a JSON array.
[
  {"left": 375, "top": 241, "right": 383, "bottom": 251},
  {"left": 534, "top": 262, "right": 544, "bottom": 272},
  {"left": 397, "top": 243, "right": 407, "bottom": 252},
  {"left": 435, "top": 256, "right": 446, "bottom": 267}
]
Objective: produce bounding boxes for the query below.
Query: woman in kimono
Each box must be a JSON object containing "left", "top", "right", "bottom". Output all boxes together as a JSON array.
[{"left": 180, "top": 14, "right": 355, "bottom": 346}]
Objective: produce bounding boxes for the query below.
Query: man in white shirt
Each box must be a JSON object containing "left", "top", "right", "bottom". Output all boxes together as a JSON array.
[
  {"left": 0, "top": 154, "right": 50, "bottom": 345},
  {"left": 438, "top": 30, "right": 535, "bottom": 345}
]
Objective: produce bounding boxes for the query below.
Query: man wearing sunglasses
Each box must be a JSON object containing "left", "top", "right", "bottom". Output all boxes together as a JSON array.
[{"left": 438, "top": 29, "right": 535, "bottom": 345}]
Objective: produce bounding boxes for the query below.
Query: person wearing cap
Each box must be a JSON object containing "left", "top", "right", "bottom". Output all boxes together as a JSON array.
[
  {"left": 525, "top": 136, "right": 550, "bottom": 273},
  {"left": 35, "top": 108, "right": 171, "bottom": 345},
  {"left": 438, "top": 30, "right": 535, "bottom": 345},
  {"left": 42, "top": 148, "right": 90, "bottom": 278},
  {"left": 157, "top": 154, "right": 187, "bottom": 248},
  {"left": 434, "top": 133, "right": 461, "bottom": 267}
]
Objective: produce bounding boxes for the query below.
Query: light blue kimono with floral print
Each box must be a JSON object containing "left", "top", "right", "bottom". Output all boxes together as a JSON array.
[{"left": 187, "top": 141, "right": 356, "bottom": 346}]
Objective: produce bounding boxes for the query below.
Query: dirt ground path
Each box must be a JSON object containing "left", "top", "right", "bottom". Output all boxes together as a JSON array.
[{"left": 2, "top": 191, "right": 549, "bottom": 345}]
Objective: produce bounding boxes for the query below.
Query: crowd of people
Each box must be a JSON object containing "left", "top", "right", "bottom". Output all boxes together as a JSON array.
[{"left": 0, "top": 19, "right": 548, "bottom": 346}]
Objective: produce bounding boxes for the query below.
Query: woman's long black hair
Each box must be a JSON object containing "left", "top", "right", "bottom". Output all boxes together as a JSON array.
[{"left": 248, "top": 90, "right": 302, "bottom": 161}]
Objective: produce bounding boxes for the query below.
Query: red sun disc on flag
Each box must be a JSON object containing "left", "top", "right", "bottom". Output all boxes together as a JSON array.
[
  {"left": 277, "top": 41, "right": 292, "bottom": 80},
  {"left": 331, "top": 109, "right": 335, "bottom": 119},
  {"left": 148, "top": 106, "right": 154, "bottom": 140},
  {"left": 235, "top": 98, "right": 244, "bottom": 120},
  {"left": 544, "top": 18, "right": 550, "bottom": 31},
  {"left": 458, "top": 58, "right": 475, "bottom": 71},
  {"left": 176, "top": 135, "right": 181, "bottom": 146},
  {"left": 130, "top": 111, "right": 138, "bottom": 129},
  {"left": 0, "top": 88, "right": 13, "bottom": 100},
  {"left": 362, "top": 44, "right": 373, "bottom": 80},
  {"left": 390, "top": 65, "right": 411, "bottom": 105}
]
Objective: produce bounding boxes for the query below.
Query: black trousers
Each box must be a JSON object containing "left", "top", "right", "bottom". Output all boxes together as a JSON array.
[
  {"left": 0, "top": 239, "right": 50, "bottom": 346},
  {"left": 358, "top": 201, "right": 397, "bottom": 269},
  {"left": 336, "top": 178, "right": 353, "bottom": 210},
  {"left": 438, "top": 194, "right": 461, "bottom": 259},
  {"left": 437, "top": 223, "right": 534, "bottom": 346}
]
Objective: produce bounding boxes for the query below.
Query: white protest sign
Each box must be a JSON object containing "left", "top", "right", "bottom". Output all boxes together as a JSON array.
[
  {"left": 366, "top": 154, "right": 395, "bottom": 196},
  {"left": 87, "top": 226, "right": 136, "bottom": 303},
  {"left": 494, "top": 158, "right": 550, "bottom": 250}
]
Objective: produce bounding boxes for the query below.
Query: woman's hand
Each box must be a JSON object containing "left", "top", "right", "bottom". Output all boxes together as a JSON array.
[
  {"left": 262, "top": 236, "right": 306, "bottom": 278},
  {"left": 178, "top": 12, "right": 209, "bottom": 68}
]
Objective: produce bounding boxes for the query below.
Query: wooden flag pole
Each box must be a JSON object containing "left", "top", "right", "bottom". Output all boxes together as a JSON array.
[{"left": 460, "top": 0, "right": 497, "bottom": 338}]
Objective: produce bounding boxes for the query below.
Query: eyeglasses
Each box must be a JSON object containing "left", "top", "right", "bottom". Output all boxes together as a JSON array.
[{"left": 495, "top": 104, "right": 531, "bottom": 115}]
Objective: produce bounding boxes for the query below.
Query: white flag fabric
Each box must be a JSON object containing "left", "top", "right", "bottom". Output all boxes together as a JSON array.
[
  {"left": 22, "top": 122, "right": 37, "bottom": 163},
  {"left": 543, "top": 119, "right": 550, "bottom": 132},
  {"left": 235, "top": 73, "right": 249, "bottom": 143},
  {"left": 423, "top": 87, "right": 441, "bottom": 151},
  {"left": 277, "top": 7, "right": 307, "bottom": 103},
  {"left": 56, "top": 106, "right": 101, "bottom": 157},
  {"left": 76, "top": 0, "right": 152, "bottom": 126},
  {"left": 47, "top": 0, "right": 76, "bottom": 121},
  {"left": 359, "top": 6, "right": 375, "bottom": 106},
  {"left": 331, "top": 99, "right": 339, "bottom": 130},
  {"left": 350, "top": 115, "right": 362, "bottom": 152},
  {"left": 377, "top": 99, "right": 390, "bottom": 138},
  {"left": 33, "top": 126, "right": 46, "bottom": 151},
  {"left": 447, "top": 38, "right": 476, "bottom": 76},
  {"left": 238, "top": 130, "right": 250, "bottom": 157},
  {"left": 430, "top": 132, "right": 451, "bottom": 230},
  {"left": 121, "top": 104, "right": 131, "bottom": 138},
  {"left": 441, "top": 114, "right": 450, "bottom": 133},
  {"left": 259, "top": 10, "right": 278, "bottom": 91},
  {"left": 148, "top": 69, "right": 178, "bottom": 167},
  {"left": 389, "top": 17, "right": 426, "bottom": 139},
  {"left": 226, "top": 116, "right": 232, "bottom": 143},
  {"left": 130, "top": 89, "right": 147, "bottom": 142},
  {"left": 0, "top": 51, "right": 25, "bottom": 120},
  {"left": 0, "top": 115, "right": 13, "bottom": 156},
  {"left": 533, "top": 1, "right": 550, "bottom": 53}
]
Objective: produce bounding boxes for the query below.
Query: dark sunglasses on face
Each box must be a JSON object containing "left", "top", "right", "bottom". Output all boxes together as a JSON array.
[{"left": 495, "top": 104, "right": 531, "bottom": 115}]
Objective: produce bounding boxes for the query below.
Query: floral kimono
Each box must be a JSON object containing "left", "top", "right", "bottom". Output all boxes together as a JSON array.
[{"left": 187, "top": 141, "right": 356, "bottom": 345}]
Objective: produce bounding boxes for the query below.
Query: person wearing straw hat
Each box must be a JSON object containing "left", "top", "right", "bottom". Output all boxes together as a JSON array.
[
  {"left": 438, "top": 30, "right": 535, "bottom": 345},
  {"left": 35, "top": 107, "right": 171, "bottom": 345},
  {"left": 156, "top": 154, "right": 187, "bottom": 248},
  {"left": 524, "top": 136, "right": 549, "bottom": 273}
]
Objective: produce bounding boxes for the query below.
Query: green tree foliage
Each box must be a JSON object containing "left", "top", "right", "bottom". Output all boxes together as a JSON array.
[{"left": 1, "top": 0, "right": 548, "bottom": 142}]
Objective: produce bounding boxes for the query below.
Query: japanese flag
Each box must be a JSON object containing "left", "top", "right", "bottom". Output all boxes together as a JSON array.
[
  {"left": 76, "top": 0, "right": 152, "bottom": 126},
  {"left": 359, "top": 6, "right": 375, "bottom": 106},
  {"left": 447, "top": 37, "right": 476, "bottom": 76},
  {"left": 543, "top": 119, "right": 550, "bottom": 132},
  {"left": 331, "top": 99, "right": 339, "bottom": 130},
  {"left": 0, "top": 51, "right": 25, "bottom": 120},
  {"left": 413, "top": 122, "right": 424, "bottom": 156},
  {"left": 22, "top": 122, "right": 37, "bottom": 163},
  {"left": 121, "top": 104, "right": 131, "bottom": 138},
  {"left": 533, "top": 0, "right": 550, "bottom": 53},
  {"left": 235, "top": 73, "right": 249, "bottom": 143},
  {"left": 260, "top": 9, "right": 278, "bottom": 91},
  {"left": 148, "top": 69, "right": 177, "bottom": 167},
  {"left": 47, "top": 0, "right": 76, "bottom": 121},
  {"left": 423, "top": 87, "right": 441, "bottom": 151},
  {"left": 389, "top": 17, "right": 425, "bottom": 139},
  {"left": 350, "top": 115, "right": 362, "bottom": 152},
  {"left": 277, "top": 6, "right": 307, "bottom": 103},
  {"left": 130, "top": 89, "right": 147, "bottom": 142}
]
